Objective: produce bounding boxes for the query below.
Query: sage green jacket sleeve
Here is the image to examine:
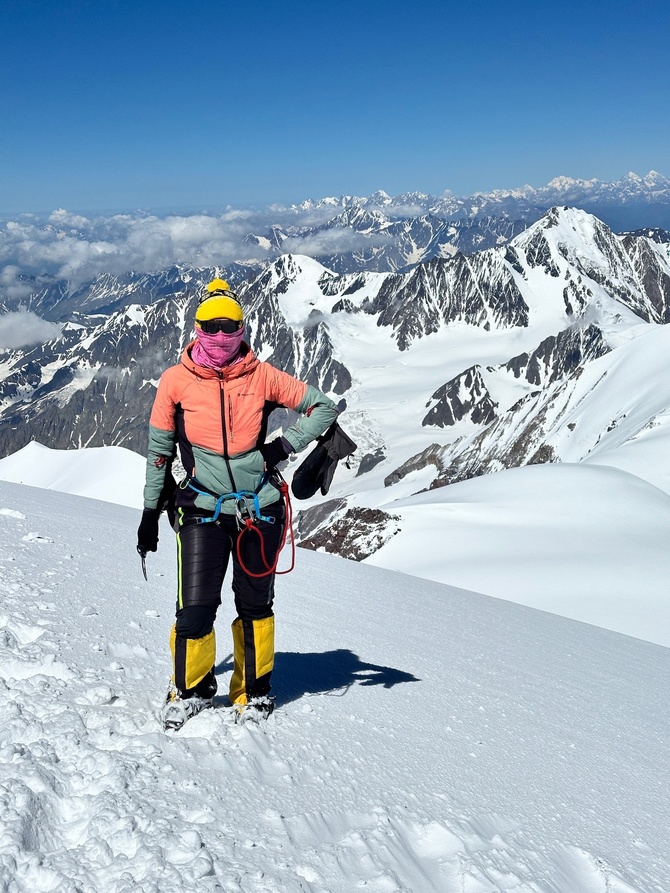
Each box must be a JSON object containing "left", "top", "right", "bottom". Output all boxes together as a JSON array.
[
  {"left": 278, "top": 382, "right": 338, "bottom": 452},
  {"left": 143, "top": 385, "right": 177, "bottom": 513}
]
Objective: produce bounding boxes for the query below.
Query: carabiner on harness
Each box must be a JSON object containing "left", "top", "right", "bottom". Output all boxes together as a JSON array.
[{"left": 234, "top": 491, "right": 276, "bottom": 530}]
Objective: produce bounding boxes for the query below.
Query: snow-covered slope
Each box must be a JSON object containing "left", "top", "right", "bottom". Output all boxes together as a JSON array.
[
  {"left": 366, "top": 462, "right": 670, "bottom": 648},
  {"left": 425, "top": 322, "right": 670, "bottom": 491},
  {"left": 0, "top": 442, "right": 145, "bottom": 507},
  {"left": 0, "top": 480, "right": 668, "bottom": 893},
  {"left": 2, "top": 443, "right": 669, "bottom": 649}
]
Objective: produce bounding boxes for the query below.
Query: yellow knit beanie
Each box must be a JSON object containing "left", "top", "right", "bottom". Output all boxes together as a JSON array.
[{"left": 196, "top": 279, "right": 244, "bottom": 323}]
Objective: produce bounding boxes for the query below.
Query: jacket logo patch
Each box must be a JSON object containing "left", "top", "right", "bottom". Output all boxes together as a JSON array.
[{"left": 153, "top": 456, "right": 167, "bottom": 468}]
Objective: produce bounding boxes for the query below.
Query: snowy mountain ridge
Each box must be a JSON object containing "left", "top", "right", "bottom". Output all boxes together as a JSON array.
[
  {"left": 291, "top": 170, "right": 670, "bottom": 212},
  {"left": 1, "top": 206, "right": 670, "bottom": 572},
  {"left": 2, "top": 172, "right": 669, "bottom": 307},
  {"left": 289, "top": 170, "right": 670, "bottom": 229},
  {"left": 243, "top": 172, "right": 670, "bottom": 273},
  {"left": 0, "top": 478, "right": 668, "bottom": 892}
]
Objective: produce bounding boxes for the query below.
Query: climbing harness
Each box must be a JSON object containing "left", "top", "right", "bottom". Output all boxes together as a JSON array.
[
  {"left": 181, "top": 471, "right": 295, "bottom": 578},
  {"left": 183, "top": 471, "right": 274, "bottom": 525}
]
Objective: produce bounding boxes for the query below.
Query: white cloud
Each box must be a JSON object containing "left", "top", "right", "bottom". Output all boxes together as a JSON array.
[
  {"left": 0, "top": 265, "right": 35, "bottom": 303},
  {"left": 48, "top": 209, "right": 91, "bottom": 228},
  {"left": 0, "top": 212, "right": 270, "bottom": 290},
  {"left": 282, "top": 228, "right": 391, "bottom": 257},
  {"left": 0, "top": 204, "right": 390, "bottom": 294},
  {"left": 0, "top": 311, "right": 63, "bottom": 350}
]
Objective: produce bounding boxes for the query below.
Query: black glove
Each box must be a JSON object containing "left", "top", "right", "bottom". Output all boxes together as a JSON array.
[
  {"left": 137, "top": 508, "right": 161, "bottom": 554},
  {"left": 260, "top": 437, "right": 292, "bottom": 470}
]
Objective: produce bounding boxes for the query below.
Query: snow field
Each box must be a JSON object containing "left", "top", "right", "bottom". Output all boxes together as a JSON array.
[
  {"left": 0, "top": 480, "right": 668, "bottom": 892},
  {"left": 369, "top": 462, "right": 670, "bottom": 648},
  {"left": 0, "top": 443, "right": 145, "bottom": 509}
]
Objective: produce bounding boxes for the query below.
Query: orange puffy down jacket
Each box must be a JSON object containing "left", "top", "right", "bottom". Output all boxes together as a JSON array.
[{"left": 143, "top": 342, "right": 338, "bottom": 516}]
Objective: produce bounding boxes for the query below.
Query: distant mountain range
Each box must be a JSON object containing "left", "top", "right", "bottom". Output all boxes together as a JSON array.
[
  {"left": 2, "top": 174, "right": 670, "bottom": 560},
  {"left": 293, "top": 171, "right": 670, "bottom": 220},
  {"left": 1, "top": 206, "right": 669, "bottom": 526},
  {"left": 1, "top": 172, "right": 669, "bottom": 308},
  {"left": 243, "top": 171, "right": 670, "bottom": 272}
]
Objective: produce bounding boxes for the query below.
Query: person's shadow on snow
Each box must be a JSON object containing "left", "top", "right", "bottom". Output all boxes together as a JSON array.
[{"left": 215, "top": 649, "right": 419, "bottom": 705}]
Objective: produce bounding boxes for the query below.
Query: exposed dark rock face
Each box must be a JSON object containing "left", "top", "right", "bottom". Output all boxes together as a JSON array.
[
  {"left": 620, "top": 235, "right": 670, "bottom": 323},
  {"left": 524, "top": 228, "right": 561, "bottom": 276},
  {"left": 384, "top": 444, "right": 446, "bottom": 488},
  {"left": 504, "top": 324, "right": 611, "bottom": 387},
  {"left": 423, "top": 366, "right": 498, "bottom": 428},
  {"left": 369, "top": 253, "right": 530, "bottom": 350},
  {"left": 356, "top": 449, "right": 386, "bottom": 476},
  {"left": 294, "top": 499, "right": 349, "bottom": 542},
  {"left": 298, "top": 506, "right": 401, "bottom": 562}
]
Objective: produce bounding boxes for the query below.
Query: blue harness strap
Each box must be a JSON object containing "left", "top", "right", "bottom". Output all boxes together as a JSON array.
[{"left": 184, "top": 473, "right": 275, "bottom": 525}]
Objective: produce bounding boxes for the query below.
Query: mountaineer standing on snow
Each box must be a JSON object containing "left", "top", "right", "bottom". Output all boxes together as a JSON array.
[{"left": 136, "top": 279, "right": 338, "bottom": 730}]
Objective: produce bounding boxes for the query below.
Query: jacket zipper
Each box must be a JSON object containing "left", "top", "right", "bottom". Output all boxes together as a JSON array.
[
  {"left": 217, "top": 374, "right": 228, "bottom": 455},
  {"left": 218, "top": 374, "right": 238, "bottom": 493}
]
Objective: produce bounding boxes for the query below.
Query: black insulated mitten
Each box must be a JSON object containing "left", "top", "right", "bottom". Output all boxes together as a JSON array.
[{"left": 291, "top": 423, "right": 357, "bottom": 500}]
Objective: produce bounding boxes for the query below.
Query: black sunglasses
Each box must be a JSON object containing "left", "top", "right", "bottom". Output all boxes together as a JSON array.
[
  {"left": 199, "top": 318, "right": 243, "bottom": 335},
  {"left": 199, "top": 288, "right": 239, "bottom": 303}
]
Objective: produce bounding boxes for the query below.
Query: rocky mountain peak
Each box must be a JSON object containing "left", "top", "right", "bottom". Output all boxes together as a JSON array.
[{"left": 1, "top": 206, "right": 669, "bottom": 529}]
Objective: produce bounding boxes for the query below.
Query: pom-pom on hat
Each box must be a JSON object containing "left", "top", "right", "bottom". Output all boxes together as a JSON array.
[
  {"left": 205, "top": 278, "right": 234, "bottom": 296},
  {"left": 196, "top": 279, "right": 244, "bottom": 323}
]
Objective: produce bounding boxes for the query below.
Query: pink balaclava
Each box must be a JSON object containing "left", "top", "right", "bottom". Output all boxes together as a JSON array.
[{"left": 191, "top": 325, "right": 246, "bottom": 369}]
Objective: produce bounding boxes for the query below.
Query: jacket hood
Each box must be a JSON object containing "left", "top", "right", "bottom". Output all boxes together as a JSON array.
[{"left": 180, "top": 340, "right": 259, "bottom": 380}]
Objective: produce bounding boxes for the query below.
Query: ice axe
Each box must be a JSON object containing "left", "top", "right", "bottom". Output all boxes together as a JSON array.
[{"left": 137, "top": 546, "right": 148, "bottom": 581}]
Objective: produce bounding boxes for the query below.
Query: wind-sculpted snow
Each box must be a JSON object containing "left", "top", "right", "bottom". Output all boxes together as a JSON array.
[{"left": 0, "top": 479, "right": 668, "bottom": 892}]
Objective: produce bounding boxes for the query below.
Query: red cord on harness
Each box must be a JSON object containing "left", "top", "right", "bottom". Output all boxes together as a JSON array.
[{"left": 235, "top": 481, "right": 295, "bottom": 578}]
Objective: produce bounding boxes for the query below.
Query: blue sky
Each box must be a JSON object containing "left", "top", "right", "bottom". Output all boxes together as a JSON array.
[{"left": 1, "top": 0, "right": 668, "bottom": 213}]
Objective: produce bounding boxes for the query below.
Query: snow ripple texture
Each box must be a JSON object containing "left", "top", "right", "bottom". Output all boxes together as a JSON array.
[{"left": 0, "top": 480, "right": 668, "bottom": 892}]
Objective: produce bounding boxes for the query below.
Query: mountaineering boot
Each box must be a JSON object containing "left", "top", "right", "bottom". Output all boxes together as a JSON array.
[
  {"left": 229, "top": 615, "right": 275, "bottom": 709},
  {"left": 161, "top": 668, "right": 218, "bottom": 731},
  {"left": 234, "top": 695, "right": 275, "bottom": 724},
  {"left": 162, "top": 689, "right": 213, "bottom": 731}
]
